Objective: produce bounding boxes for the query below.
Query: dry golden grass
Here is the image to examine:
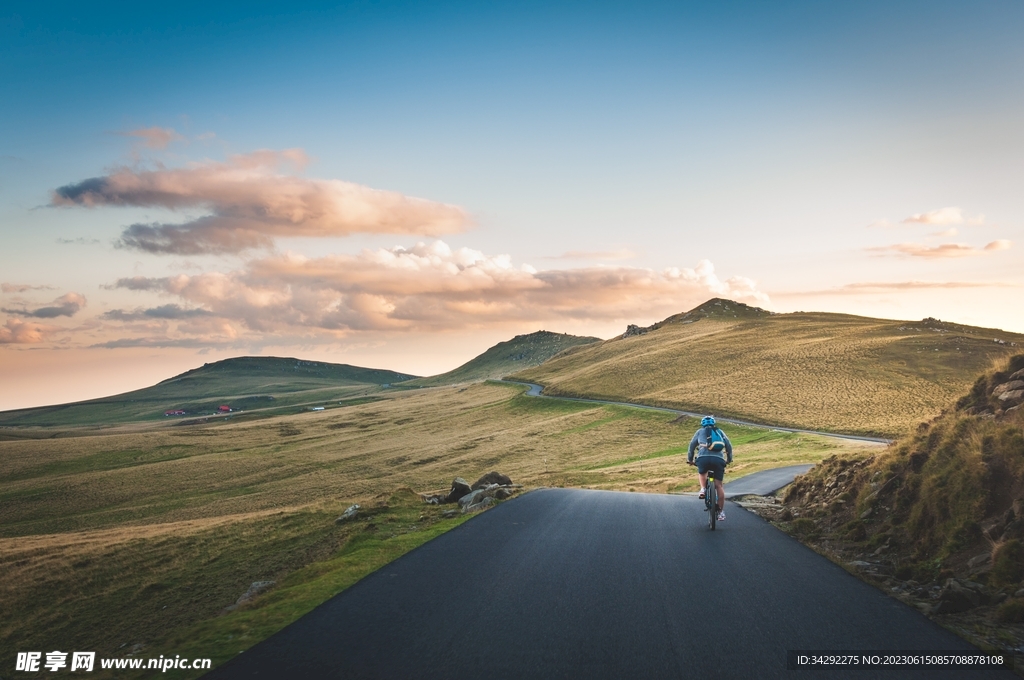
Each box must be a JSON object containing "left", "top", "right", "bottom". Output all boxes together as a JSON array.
[
  {"left": 0, "top": 381, "right": 878, "bottom": 674},
  {"left": 514, "top": 311, "right": 1024, "bottom": 437}
]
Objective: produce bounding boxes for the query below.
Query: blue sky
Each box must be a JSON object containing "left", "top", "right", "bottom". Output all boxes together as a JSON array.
[{"left": 1, "top": 1, "right": 1022, "bottom": 408}]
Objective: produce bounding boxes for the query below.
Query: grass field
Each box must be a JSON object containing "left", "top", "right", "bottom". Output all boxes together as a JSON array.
[
  {"left": 0, "top": 381, "right": 876, "bottom": 677},
  {"left": 399, "top": 330, "right": 600, "bottom": 387},
  {"left": 513, "top": 300, "right": 1024, "bottom": 437},
  {"left": 0, "top": 356, "right": 414, "bottom": 428}
]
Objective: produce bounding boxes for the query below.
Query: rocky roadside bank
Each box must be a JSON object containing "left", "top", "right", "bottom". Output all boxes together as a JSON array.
[{"left": 738, "top": 478, "right": 1024, "bottom": 666}]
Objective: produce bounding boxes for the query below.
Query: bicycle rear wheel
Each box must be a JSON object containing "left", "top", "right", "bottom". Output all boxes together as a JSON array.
[{"left": 708, "top": 482, "right": 717, "bottom": 530}]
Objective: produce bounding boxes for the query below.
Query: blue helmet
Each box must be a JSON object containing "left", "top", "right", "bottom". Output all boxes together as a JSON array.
[{"left": 701, "top": 415, "right": 716, "bottom": 427}]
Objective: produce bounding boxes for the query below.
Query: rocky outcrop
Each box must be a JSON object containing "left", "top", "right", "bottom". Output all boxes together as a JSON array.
[
  {"left": 420, "top": 473, "right": 521, "bottom": 512},
  {"left": 957, "top": 355, "right": 1024, "bottom": 414},
  {"left": 472, "top": 471, "right": 512, "bottom": 489},
  {"left": 445, "top": 477, "right": 473, "bottom": 503},
  {"left": 994, "top": 380, "right": 1024, "bottom": 405}
]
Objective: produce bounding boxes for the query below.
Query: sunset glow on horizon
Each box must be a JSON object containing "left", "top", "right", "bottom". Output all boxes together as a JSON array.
[{"left": 2, "top": 1, "right": 1022, "bottom": 411}]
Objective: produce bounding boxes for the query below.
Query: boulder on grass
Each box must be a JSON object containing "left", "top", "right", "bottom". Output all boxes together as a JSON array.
[
  {"left": 464, "top": 496, "right": 495, "bottom": 514},
  {"left": 471, "top": 471, "right": 512, "bottom": 490},
  {"left": 458, "top": 488, "right": 487, "bottom": 508},
  {"left": 445, "top": 478, "right": 473, "bottom": 503},
  {"left": 335, "top": 504, "right": 360, "bottom": 523}
]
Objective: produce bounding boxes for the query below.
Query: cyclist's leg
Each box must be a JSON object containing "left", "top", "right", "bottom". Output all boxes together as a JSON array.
[
  {"left": 712, "top": 460, "right": 726, "bottom": 513},
  {"left": 697, "top": 470, "right": 708, "bottom": 496}
]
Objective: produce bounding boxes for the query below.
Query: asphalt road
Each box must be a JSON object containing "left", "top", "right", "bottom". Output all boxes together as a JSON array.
[
  {"left": 206, "top": 489, "right": 1010, "bottom": 679},
  {"left": 723, "top": 464, "right": 815, "bottom": 496}
]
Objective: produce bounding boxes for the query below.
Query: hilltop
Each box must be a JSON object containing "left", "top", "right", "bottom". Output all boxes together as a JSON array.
[
  {"left": 513, "top": 299, "right": 1024, "bottom": 437},
  {"left": 401, "top": 330, "right": 600, "bottom": 387},
  {"left": 0, "top": 356, "right": 416, "bottom": 428}
]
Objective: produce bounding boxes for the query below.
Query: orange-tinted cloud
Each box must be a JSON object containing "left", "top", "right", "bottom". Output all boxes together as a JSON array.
[
  {"left": 772, "top": 280, "right": 1013, "bottom": 297},
  {"left": 870, "top": 240, "right": 1012, "bottom": 258},
  {"left": 0, "top": 318, "right": 59, "bottom": 344},
  {"left": 119, "top": 126, "right": 184, "bottom": 149},
  {"left": 1, "top": 283, "right": 57, "bottom": 293},
  {"left": 1, "top": 292, "right": 86, "bottom": 318},
  {"left": 901, "top": 206, "right": 966, "bottom": 225},
  {"left": 51, "top": 150, "right": 471, "bottom": 255},
  {"left": 544, "top": 249, "right": 638, "bottom": 261},
  {"left": 108, "top": 241, "right": 768, "bottom": 338}
]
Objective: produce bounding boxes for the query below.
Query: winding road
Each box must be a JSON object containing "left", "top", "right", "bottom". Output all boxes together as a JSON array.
[
  {"left": 206, "top": 489, "right": 1010, "bottom": 679},
  {"left": 502, "top": 379, "right": 893, "bottom": 445}
]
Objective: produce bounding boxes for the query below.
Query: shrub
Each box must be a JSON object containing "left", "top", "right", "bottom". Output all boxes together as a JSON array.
[
  {"left": 791, "top": 518, "right": 816, "bottom": 535},
  {"left": 991, "top": 540, "right": 1024, "bottom": 587},
  {"left": 996, "top": 598, "right": 1024, "bottom": 624},
  {"left": 843, "top": 521, "right": 867, "bottom": 542}
]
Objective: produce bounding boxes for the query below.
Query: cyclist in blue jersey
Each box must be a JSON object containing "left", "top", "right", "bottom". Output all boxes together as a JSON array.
[{"left": 687, "top": 416, "right": 733, "bottom": 522}]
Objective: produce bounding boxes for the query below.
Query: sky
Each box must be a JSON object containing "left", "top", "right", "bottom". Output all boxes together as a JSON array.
[{"left": 1, "top": 0, "right": 1023, "bottom": 410}]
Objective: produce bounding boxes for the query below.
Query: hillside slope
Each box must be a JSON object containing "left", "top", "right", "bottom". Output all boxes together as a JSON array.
[
  {"left": 754, "top": 356, "right": 1024, "bottom": 650},
  {"left": 513, "top": 298, "right": 1024, "bottom": 436},
  {"left": 401, "top": 330, "right": 600, "bottom": 387},
  {"left": 0, "top": 356, "right": 417, "bottom": 427}
]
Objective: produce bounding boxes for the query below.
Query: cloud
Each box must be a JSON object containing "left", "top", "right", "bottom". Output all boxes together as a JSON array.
[
  {"left": 55, "top": 237, "right": 101, "bottom": 245},
  {"left": 118, "top": 126, "right": 184, "bottom": 150},
  {"left": 111, "top": 240, "right": 768, "bottom": 335},
  {"left": 1, "top": 283, "right": 57, "bottom": 293},
  {"left": 107, "top": 276, "right": 166, "bottom": 291},
  {"left": 869, "top": 240, "right": 1012, "bottom": 258},
  {"left": 51, "top": 150, "right": 471, "bottom": 255},
  {"left": 0, "top": 318, "right": 59, "bottom": 344},
  {"left": 1, "top": 292, "right": 86, "bottom": 318},
  {"left": 543, "top": 249, "right": 638, "bottom": 261},
  {"left": 90, "top": 336, "right": 235, "bottom": 349},
  {"left": 898, "top": 206, "right": 986, "bottom": 227},
  {"left": 102, "top": 304, "right": 213, "bottom": 321},
  {"left": 772, "top": 280, "right": 1013, "bottom": 297}
]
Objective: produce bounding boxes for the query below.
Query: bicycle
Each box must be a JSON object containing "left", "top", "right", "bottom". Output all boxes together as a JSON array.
[
  {"left": 705, "top": 468, "right": 719, "bottom": 530},
  {"left": 688, "top": 460, "right": 722, "bottom": 530}
]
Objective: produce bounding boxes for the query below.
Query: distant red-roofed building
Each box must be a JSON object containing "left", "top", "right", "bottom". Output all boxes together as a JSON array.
[{"left": 218, "top": 405, "right": 231, "bottom": 412}]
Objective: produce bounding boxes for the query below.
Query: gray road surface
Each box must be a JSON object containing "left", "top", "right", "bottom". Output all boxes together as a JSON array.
[
  {"left": 205, "top": 489, "right": 1009, "bottom": 679},
  {"left": 723, "top": 464, "right": 815, "bottom": 496}
]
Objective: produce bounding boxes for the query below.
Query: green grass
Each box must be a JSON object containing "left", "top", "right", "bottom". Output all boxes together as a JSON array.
[
  {"left": 0, "top": 356, "right": 415, "bottom": 427},
  {"left": 154, "top": 491, "right": 472, "bottom": 679},
  {"left": 401, "top": 330, "right": 600, "bottom": 387},
  {"left": 0, "top": 380, "right": 879, "bottom": 677},
  {"left": 514, "top": 300, "right": 1024, "bottom": 437}
]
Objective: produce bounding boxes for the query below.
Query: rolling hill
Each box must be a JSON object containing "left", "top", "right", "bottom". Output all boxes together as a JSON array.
[
  {"left": 399, "top": 330, "right": 600, "bottom": 387},
  {"left": 512, "top": 298, "right": 1024, "bottom": 437},
  {"left": 0, "top": 356, "right": 417, "bottom": 428}
]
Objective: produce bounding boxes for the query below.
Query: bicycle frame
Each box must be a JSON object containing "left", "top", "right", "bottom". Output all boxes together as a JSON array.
[{"left": 705, "top": 469, "right": 718, "bottom": 530}]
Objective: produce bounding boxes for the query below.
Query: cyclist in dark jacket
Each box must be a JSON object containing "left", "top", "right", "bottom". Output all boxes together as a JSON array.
[{"left": 687, "top": 415, "right": 733, "bottom": 522}]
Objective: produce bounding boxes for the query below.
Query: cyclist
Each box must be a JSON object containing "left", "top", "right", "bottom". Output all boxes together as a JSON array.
[{"left": 687, "top": 415, "right": 733, "bottom": 522}]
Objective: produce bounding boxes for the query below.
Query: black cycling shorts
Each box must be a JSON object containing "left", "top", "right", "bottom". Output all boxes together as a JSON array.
[{"left": 697, "top": 458, "right": 726, "bottom": 481}]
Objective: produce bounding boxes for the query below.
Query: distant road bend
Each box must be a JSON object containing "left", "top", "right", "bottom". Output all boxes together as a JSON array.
[{"left": 500, "top": 379, "right": 893, "bottom": 445}]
